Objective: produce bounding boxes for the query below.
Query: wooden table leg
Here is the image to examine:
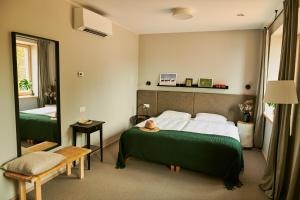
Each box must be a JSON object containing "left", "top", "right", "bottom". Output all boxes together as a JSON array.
[
  {"left": 18, "top": 181, "right": 26, "bottom": 200},
  {"left": 34, "top": 178, "right": 42, "bottom": 200},
  {"left": 87, "top": 134, "right": 91, "bottom": 170},
  {"left": 72, "top": 128, "right": 77, "bottom": 167},
  {"left": 66, "top": 163, "right": 72, "bottom": 176},
  {"left": 79, "top": 157, "right": 84, "bottom": 179},
  {"left": 100, "top": 127, "right": 103, "bottom": 162}
]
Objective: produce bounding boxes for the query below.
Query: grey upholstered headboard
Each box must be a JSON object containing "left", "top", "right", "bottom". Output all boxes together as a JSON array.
[{"left": 137, "top": 90, "right": 256, "bottom": 122}]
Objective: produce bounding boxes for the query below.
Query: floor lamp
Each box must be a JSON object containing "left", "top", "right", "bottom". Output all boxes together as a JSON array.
[{"left": 264, "top": 80, "right": 298, "bottom": 200}]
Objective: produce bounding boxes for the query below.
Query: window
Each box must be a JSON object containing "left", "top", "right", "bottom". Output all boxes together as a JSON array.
[
  {"left": 264, "top": 25, "right": 284, "bottom": 121},
  {"left": 17, "top": 43, "right": 32, "bottom": 96}
]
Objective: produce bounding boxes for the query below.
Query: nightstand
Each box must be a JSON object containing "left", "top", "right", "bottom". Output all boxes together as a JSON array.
[
  {"left": 71, "top": 120, "right": 105, "bottom": 170},
  {"left": 237, "top": 121, "right": 254, "bottom": 148},
  {"left": 133, "top": 115, "right": 150, "bottom": 125}
]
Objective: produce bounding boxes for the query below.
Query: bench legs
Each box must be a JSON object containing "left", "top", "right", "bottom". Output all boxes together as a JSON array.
[
  {"left": 66, "top": 163, "right": 72, "bottom": 176},
  {"left": 34, "top": 178, "right": 42, "bottom": 200},
  {"left": 79, "top": 157, "right": 84, "bottom": 179},
  {"left": 18, "top": 181, "right": 26, "bottom": 200},
  {"left": 66, "top": 156, "right": 85, "bottom": 179}
]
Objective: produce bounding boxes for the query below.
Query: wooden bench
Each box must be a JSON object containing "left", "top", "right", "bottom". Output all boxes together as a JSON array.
[{"left": 4, "top": 146, "right": 91, "bottom": 200}]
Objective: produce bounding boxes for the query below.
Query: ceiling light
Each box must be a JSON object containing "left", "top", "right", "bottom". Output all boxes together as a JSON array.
[
  {"left": 171, "top": 7, "right": 193, "bottom": 20},
  {"left": 237, "top": 13, "right": 245, "bottom": 17}
]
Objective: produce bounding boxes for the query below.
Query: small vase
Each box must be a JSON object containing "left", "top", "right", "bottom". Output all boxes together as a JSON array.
[{"left": 242, "top": 112, "right": 251, "bottom": 122}]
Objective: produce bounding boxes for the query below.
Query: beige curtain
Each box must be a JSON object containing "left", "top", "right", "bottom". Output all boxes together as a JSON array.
[
  {"left": 254, "top": 28, "right": 268, "bottom": 148},
  {"left": 259, "top": 0, "right": 299, "bottom": 199},
  {"left": 37, "top": 40, "right": 51, "bottom": 107}
]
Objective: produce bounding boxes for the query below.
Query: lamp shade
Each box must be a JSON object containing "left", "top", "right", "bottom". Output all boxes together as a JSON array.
[{"left": 264, "top": 80, "right": 298, "bottom": 104}]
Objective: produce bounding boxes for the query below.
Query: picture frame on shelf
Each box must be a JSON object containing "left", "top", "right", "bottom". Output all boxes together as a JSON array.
[
  {"left": 159, "top": 73, "right": 177, "bottom": 86},
  {"left": 185, "top": 78, "right": 193, "bottom": 87},
  {"left": 198, "top": 78, "right": 213, "bottom": 88}
]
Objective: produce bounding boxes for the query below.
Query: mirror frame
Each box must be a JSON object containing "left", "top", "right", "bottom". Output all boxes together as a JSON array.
[{"left": 11, "top": 32, "right": 61, "bottom": 157}]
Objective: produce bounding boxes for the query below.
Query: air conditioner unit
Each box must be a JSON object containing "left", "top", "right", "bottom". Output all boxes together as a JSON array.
[{"left": 73, "top": 7, "right": 112, "bottom": 37}]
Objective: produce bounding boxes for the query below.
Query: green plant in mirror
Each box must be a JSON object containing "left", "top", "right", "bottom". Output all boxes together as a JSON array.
[
  {"left": 267, "top": 103, "right": 276, "bottom": 109},
  {"left": 19, "top": 79, "right": 32, "bottom": 91}
]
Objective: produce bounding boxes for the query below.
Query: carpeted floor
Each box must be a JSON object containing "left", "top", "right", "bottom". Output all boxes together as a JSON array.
[{"left": 28, "top": 142, "right": 268, "bottom": 200}]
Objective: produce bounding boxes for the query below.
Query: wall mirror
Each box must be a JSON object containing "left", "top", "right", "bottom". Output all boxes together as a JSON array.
[{"left": 11, "top": 32, "right": 61, "bottom": 156}]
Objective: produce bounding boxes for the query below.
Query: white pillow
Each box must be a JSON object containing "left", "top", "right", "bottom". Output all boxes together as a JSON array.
[
  {"left": 158, "top": 110, "right": 191, "bottom": 119},
  {"left": 195, "top": 113, "right": 227, "bottom": 123}
]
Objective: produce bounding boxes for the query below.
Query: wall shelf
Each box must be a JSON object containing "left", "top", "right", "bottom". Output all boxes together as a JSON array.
[{"left": 157, "top": 83, "right": 229, "bottom": 89}]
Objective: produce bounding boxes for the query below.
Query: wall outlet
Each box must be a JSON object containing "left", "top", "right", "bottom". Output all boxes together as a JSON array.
[
  {"left": 79, "top": 106, "right": 86, "bottom": 113},
  {"left": 143, "top": 104, "right": 150, "bottom": 108},
  {"left": 78, "top": 72, "right": 84, "bottom": 77}
]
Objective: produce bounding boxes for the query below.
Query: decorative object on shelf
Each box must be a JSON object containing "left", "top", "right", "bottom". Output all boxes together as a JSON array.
[
  {"left": 157, "top": 83, "right": 229, "bottom": 89},
  {"left": 245, "top": 84, "right": 251, "bottom": 90},
  {"left": 185, "top": 78, "right": 193, "bottom": 87},
  {"left": 213, "top": 84, "right": 228, "bottom": 89},
  {"left": 238, "top": 99, "right": 254, "bottom": 122},
  {"left": 198, "top": 78, "right": 213, "bottom": 88},
  {"left": 159, "top": 73, "right": 177, "bottom": 86},
  {"left": 146, "top": 81, "right": 151, "bottom": 86}
]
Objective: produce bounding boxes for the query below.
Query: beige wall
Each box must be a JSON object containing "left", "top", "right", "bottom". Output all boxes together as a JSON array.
[
  {"left": 138, "top": 30, "right": 262, "bottom": 95},
  {"left": 0, "top": 0, "right": 138, "bottom": 199}
]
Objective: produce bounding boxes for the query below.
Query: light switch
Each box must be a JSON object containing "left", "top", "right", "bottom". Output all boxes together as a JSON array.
[{"left": 80, "top": 106, "right": 86, "bottom": 113}]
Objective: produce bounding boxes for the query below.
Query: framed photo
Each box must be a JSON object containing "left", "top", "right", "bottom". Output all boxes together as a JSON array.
[
  {"left": 185, "top": 78, "right": 193, "bottom": 87},
  {"left": 198, "top": 78, "right": 213, "bottom": 88},
  {"left": 159, "top": 73, "right": 177, "bottom": 86}
]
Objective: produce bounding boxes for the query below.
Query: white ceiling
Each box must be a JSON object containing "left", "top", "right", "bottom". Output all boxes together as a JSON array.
[{"left": 73, "top": 0, "right": 283, "bottom": 34}]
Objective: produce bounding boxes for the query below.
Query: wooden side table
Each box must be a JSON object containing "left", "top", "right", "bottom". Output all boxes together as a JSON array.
[
  {"left": 237, "top": 121, "right": 254, "bottom": 148},
  {"left": 71, "top": 120, "right": 105, "bottom": 170}
]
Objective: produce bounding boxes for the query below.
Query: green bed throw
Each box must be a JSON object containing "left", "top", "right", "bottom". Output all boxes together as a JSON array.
[
  {"left": 19, "top": 112, "right": 58, "bottom": 142},
  {"left": 116, "top": 127, "right": 244, "bottom": 189}
]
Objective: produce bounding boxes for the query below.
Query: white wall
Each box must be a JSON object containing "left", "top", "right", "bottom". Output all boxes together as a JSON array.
[
  {"left": 0, "top": 0, "right": 138, "bottom": 199},
  {"left": 139, "top": 30, "right": 262, "bottom": 95}
]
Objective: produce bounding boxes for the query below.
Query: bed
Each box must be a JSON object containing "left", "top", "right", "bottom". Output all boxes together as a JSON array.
[
  {"left": 116, "top": 111, "right": 243, "bottom": 189},
  {"left": 19, "top": 106, "right": 58, "bottom": 142}
]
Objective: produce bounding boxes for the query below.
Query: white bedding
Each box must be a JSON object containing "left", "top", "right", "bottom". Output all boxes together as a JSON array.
[
  {"left": 182, "top": 119, "right": 240, "bottom": 141},
  {"left": 136, "top": 117, "right": 190, "bottom": 131},
  {"left": 21, "top": 106, "right": 57, "bottom": 118},
  {"left": 136, "top": 117, "right": 240, "bottom": 142}
]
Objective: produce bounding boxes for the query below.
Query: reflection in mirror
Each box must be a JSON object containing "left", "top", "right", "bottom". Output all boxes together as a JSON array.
[{"left": 12, "top": 32, "right": 61, "bottom": 156}]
